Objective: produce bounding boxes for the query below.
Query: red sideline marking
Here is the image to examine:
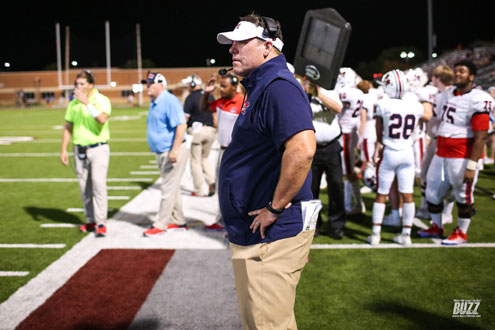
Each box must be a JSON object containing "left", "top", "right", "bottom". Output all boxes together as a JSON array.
[{"left": 16, "top": 249, "right": 174, "bottom": 330}]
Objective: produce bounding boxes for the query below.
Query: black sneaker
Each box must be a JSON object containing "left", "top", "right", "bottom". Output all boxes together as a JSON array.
[{"left": 208, "top": 183, "right": 216, "bottom": 196}]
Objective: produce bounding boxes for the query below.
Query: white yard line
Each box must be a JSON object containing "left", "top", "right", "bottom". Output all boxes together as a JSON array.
[
  {"left": 107, "top": 186, "right": 142, "bottom": 190},
  {"left": 311, "top": 243, "right": 495, "bottom": 249},
  {"left": 13, "top": 138, "right": 147, "bottom": 143},
  {"left": 139, "top": 165, "right": 158, "bottom": 169},
  {"left": 0, "top": 152, "right": 152, "bottom": 157},
  {"left": 0, "top": 178, "right": 153, "bottom": 182},
  {"left": 40, "top": 224, "right": 79, "bottom": 228},
  {"left": 107, "top": 196, "right": 130, "bottom": 200},
  {"left": 130, "top": 171, "right": 161, "bottom": 175},
  {"left": 0, "top": 272, "right": 29, "bottom": 277},
  {"left": 0, "top": 244, "right": 66, "bottom": 248}
]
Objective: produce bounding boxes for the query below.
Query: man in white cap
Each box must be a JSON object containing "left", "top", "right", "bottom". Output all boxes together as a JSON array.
[
  {"left": 141, "top": 72, "right": 189, "bottom": 236},
  {"left": 217, "top": 13, "right": 316, "bottom": 329}
]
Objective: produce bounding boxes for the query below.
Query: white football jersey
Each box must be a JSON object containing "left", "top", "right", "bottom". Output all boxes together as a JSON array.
[
  {"left": 436, "top": 86, "right": 493, "bottom": 139},
  {"left": 376, "top": 97, "right": 424, "bottom": 150},
  {"left": 416, "top": 85, "right": 438, "bottom": 104},
  {"left": 337, "top": 87, "right": 364, "bottom": 133},
  {"left": 361, "top": 92, "right": 378, "bottom": 139}
]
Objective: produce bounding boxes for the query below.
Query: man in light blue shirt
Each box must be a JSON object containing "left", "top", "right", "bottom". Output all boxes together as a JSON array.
[{"left": 142, "top": 72, "right": 189, "bottom": 236}]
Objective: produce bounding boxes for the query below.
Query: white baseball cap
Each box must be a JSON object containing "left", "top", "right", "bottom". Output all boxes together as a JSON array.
[
  {"left": 217, "top": 21, "right": 284, "bottom": 51},
  {"left": 181, "top": 74, "right": 202, "bottom": 86}
]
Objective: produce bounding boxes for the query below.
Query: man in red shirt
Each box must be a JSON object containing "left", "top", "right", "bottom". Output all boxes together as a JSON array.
[{"left": 200, "top": 73, "right": 245, "bottom": 230}]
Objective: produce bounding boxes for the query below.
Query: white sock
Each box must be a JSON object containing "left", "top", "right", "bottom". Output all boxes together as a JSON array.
[
  {"left": 458, "top": 218, "right": 471, "bottom": 234},
  {"left": 431, "top": 212, "right": 442, "bottom": 227},
  {"left": 401, "top": 202, "right": 415, "bottom": 235},
  {"left": 372, "top": 202, "right": 386, "bottom": 235},
  {"left": 443, "top": 200, "right": 454, "bottom": 215}
]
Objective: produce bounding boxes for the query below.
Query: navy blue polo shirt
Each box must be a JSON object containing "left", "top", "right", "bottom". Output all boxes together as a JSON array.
[{"left": 218, "top": 54, "right": 315, "bottom": 246}]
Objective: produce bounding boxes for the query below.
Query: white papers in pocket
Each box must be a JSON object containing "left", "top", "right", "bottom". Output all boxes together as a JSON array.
[{"left": 301, "top": 200, "right": 322, "bottom": 231}]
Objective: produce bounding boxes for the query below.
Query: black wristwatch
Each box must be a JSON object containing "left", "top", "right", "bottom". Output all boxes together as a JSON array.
[{"left": 266, "top": 201, "right": 284, "bottom": 215}]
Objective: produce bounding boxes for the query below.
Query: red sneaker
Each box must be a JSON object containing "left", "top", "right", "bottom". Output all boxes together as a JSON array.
[
  {"left": 143, "top": 226, "right": 165, "bottom": 237},
  {"left": 80, "top": 222, "right": 97, "bottom": 233},
  {"left": 442, "top": 227, "right": 468, "bottom": 245},
  {"left": 95, "top": 224, "right": 106, "bottom": 238},
  {"left": 417, "top": 223, "right": 444, "bottom": 238},
  {"left": 204, "top": 223, "right": 225, "bottom": 231},
  {"left": 166, "top": 224, "right": 188, "bottom": 232}
]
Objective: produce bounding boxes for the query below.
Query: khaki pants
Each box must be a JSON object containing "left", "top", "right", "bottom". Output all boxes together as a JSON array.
[
  {"left": 189, "top": 125, "right": 216, "bottom": 194},
  {"left": 155, "top": 142, "right": 188, "bottom": 229},
  {"left": 74, "top": 144, "right": 109, "bottom": 226},
  {"left": 229, "top": 229, "right": 314, "bottom": 330}
]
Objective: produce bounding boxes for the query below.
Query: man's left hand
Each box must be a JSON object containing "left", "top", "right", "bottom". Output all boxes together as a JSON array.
[
  {"left": 463, "top": 169, "right": 475, "bottom": 184},
  {"left": 248, "top": 208, "right": 279, "bottom": 239}
]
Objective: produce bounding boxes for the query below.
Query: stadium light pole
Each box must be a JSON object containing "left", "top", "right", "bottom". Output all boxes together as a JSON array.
[
  {"left": 65, "top": 26, "right": 70, "bottom": 104},
  {"left": 136, "top": 23, "right": 143, "bottom": 106},
  {"left": 55, "top": 23, "right": 63, "bottom": 90},
  {"left": 105, "top": 21, "right": 111, "bottom": 87},
  {"left": 427, "top": 0, "right": 434, "bottom": 62}
]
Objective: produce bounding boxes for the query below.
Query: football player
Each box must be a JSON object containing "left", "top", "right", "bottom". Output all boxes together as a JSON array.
[
  {"left": 419, "top": 60, "right": 493, "bottom": 245},
  {"left": 368, "top": 70, "right": 432, "bottom": 246},
  {"left": 416, "top": 65, "right": 455, "bottom": 222},
  {"left": 335, "top": 67, "right": 366, "bottom": 214}
]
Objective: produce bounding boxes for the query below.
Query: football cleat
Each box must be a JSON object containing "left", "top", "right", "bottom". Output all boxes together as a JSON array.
[
  {"left": 417, "top": 223, "right": 444, "bottom": 238},
  {"left": 79, "top": 222, "right": 96, "bottom": 233},
  {"left": 95, "top": 224, "right": 106, "bottom": 238},
  {"left": 143, "top": 226, "right": 165, "bottom": 237},
  {"left": 442, "top": 227, "right": 467, "bottom": 246},
  {"left": 204, "top": 223, "right": 225, "bottom": 231},
  {"left": 367, "top": 233, "right": 381, "bottom": 246},
  {"left": 393, "top": 234, "right": 412, "bottom": 246},
  {"left": 166, "top": 224, "right": 188, "bottom": 232}
]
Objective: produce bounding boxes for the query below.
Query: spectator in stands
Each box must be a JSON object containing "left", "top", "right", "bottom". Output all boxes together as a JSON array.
[
  {"left": 141, "top": 72, "right": 189, "bottom": 236},
  {"left": 200, "top": 72, "right": 245, "bottom": 231},
  {"left": 182, "top": 74, "right": 217, "bottom": 197},
  {"left": 216, "top": 13, "right": 316, "bottom": 329},
  {"left": 60, "top": 70, "right": 111, "bottom": 237}
]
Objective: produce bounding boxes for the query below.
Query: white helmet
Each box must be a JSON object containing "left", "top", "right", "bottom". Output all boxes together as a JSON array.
[
  {"left": 381, "top": 69, "right": 408, "bottom": 99},
  {"left": 405, "top": 68, "right": 428, "bottom": 91},
  {"left": 362, "top": 165, "right": 377, "bottom": 192},
  {"left": 335, "top": 67, "right": 360, "bottom": 90}
]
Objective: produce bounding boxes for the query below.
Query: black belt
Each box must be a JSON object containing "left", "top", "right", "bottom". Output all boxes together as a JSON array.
[
  {"left": 317, "top": 141, "right": 332, "bottom": 148},
  {"left": 220, "top": 146, "right": 228, "bottom": 150},
  {"left": 78, "top": 142, "right": 108, "bottom": 149}
]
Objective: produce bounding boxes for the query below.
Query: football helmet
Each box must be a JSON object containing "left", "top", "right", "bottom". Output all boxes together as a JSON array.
[
  {"left": 335, "top": 67, "right": 361, "bottom": 91},
  {"left": 405, "top": 68, "right": 428, "bottom": 91},
  {"left": 381, "top": 69, "right": 408, "bottom": 99},
  {"left": 362, "top": 165, "right": 377, "bottom": 192}
]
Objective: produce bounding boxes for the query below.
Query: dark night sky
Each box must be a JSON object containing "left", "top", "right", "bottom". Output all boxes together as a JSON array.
[{"left": 1, "top": 1, "right": 494, "bottom": 72}]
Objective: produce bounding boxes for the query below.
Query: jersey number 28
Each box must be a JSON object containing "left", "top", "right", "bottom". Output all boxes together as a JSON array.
[{"left": 389, "top": 114, "right": 416, "bottom": 139}]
